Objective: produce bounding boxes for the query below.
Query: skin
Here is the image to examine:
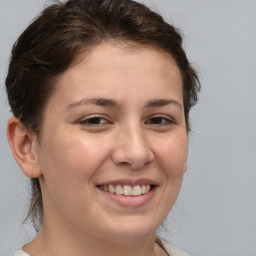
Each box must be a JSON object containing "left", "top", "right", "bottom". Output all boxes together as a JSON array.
[{"left": 7, "top": 42, "right": 188, "bottom": 256}]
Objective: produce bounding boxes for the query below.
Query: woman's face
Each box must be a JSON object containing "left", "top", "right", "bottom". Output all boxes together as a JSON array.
[{"left": 36, "top": 42, "right": 187, "bottom": 243}]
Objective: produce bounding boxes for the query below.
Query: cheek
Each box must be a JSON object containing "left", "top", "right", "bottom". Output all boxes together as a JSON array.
[
  {"left": 38, "top": 132, "right": 104, "bottom": 213},
  {"left": 152, "top": 133, "right": 188, "bottom": 220},
  {"left": 38, "top": 131, "right": 102, "bottom": 190},
  {"left": 155, "top": 133, "right": 188, "bottom": 177},
  {"left": 47, "top": 128, "right": 93, "bottom": 162}
]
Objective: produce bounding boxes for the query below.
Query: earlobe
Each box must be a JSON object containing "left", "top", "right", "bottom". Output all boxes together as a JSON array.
[{"left": 7, "top": 116, "right": 42, "bottom": 178}]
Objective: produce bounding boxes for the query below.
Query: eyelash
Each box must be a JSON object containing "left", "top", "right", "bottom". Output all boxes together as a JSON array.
[
  {"left": 145, "top": 116, "right": 175, "bottom": 126},
  {"left": 78, "top": 115, "right": 175, "bottom": 127},
  {"left": 79, "top": 115, "right": 111, "bottom": 125}
]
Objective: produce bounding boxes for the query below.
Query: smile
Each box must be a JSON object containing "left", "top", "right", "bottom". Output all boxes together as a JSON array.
[{"left": 98, "top": 184, "right": 153, "bottom": 196}]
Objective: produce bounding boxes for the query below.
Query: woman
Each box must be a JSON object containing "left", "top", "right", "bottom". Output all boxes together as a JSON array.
[{"left": 6, "top": 0, "right": 200, "bottom": 255}]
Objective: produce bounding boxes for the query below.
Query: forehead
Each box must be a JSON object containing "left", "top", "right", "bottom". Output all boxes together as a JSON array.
[
  {"left": 72, "top": 41, "right": 180, "bottom": 74},
  {"left": 65, "top": 42, "right": 181, "bottom": 84},
  {"left": 47, "top": 42, "right": 183, "bottom": 109}
]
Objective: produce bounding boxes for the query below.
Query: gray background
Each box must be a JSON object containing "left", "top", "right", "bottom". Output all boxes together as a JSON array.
[{"left": 1, "top": 0, "right": 256, "bottom": 255}]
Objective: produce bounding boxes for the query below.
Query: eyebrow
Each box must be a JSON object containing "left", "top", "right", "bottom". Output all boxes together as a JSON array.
[
  {"left": 65, "top": 97, "right": 182, "bottom": 111},
  {"left": 65, "top": 98, "right": 121, "bottom": 110},
  {"left": 145, "top": 99, "right": 182, "bottom": 109}
]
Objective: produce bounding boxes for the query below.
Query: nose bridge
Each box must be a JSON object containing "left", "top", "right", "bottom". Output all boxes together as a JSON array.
[
  {"left": 112, "top": 121, "right": 154, "bottom": 169},
  {"left": 126, "top": 123, "right": 148, "bottom": 154}
]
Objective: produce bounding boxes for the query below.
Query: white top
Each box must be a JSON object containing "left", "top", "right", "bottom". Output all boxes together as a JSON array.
[
  {"left": 14, "top": 250, "right": 30, "bottom": 256},
  {"left": 155, "top": 236, "right": 190, "bottom": 256},
  {"left": 14, "top": 236, "right": 190, "bottom": 256}
]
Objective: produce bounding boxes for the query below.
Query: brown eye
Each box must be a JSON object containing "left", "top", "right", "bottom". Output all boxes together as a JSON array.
[
  {"left": 79, "top": 116, "right": 110, "bottom": 125},
  {"left": 146, "top": 116, "right": 173, "bottom": 125}
]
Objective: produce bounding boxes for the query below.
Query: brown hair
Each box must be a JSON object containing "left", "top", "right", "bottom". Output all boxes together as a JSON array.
[{"left": 6, "top": 0, "right": 200, "bottom": 231}]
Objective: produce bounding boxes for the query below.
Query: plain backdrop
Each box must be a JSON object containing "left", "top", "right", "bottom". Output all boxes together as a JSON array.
[{"left": 1, "top": 0, "right": 256, "bottom": 255}]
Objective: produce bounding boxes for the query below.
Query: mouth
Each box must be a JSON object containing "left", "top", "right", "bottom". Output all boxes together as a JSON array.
[
  {"left": 95, "top": 179, "right": 157, "bottom": 206},
  {"left": 97, "top": 184, "right": 154, "bottom": 197}
]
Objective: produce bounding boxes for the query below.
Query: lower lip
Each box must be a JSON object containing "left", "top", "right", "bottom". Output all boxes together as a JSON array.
[{"left": 97, "top": 187, "right": 156, "bottom": 207}]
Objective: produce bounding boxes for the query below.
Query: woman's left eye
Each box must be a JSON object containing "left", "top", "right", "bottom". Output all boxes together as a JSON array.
[
  {"left": 145, "top": 116, "right": 174, "bottom": 125},
  {"left": 79, "top": 116, "right": 110, "bottom": 125}
]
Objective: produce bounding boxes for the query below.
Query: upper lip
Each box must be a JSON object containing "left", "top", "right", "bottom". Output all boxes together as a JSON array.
[{"left": 96, "top": 178, "right": 158, "bottom": 186}]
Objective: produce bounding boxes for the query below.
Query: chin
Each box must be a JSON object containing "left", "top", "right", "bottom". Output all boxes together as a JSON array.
[{"left": 99, "top": 216, "right": 159, "bottom": 244}]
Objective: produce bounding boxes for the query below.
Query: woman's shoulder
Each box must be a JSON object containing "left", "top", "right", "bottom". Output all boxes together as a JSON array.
[
  {"left": 156, "top": 236, "right": 190, "bottom": 256},
  {"left": 14, "top": 250, "right": 30, "bottom": 256}
]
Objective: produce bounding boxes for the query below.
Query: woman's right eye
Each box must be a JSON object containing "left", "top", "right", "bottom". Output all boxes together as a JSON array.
[{"left": 79, "top": 116, "right": 110, "bottom": 126}]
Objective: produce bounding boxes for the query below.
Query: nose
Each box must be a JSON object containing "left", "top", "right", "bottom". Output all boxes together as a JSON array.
[{"left": 111, "top": 124, "right": 154, "bottom": 170}]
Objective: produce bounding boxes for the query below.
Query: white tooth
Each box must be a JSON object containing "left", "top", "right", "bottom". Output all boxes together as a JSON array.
[
  {"left": 141, "top": 185, "right": 146, "bottom": 194},
  {"left": 116, "top": 185, "right": 123, "bottom": 195},
  {"left": 132, "top": 185, "right": 142, "bottom": 196},
  {"left": 104, "top": 185, "right": 108, "bottom": 192},
  {"left": 123, "top": 185, "right": 133, "bottom": 196},
  {"left": 146, "top": 184, "right": 151, "bottom": 193},
  {"left": 109, "top": 184, "right": 115, "bottom": 194}
]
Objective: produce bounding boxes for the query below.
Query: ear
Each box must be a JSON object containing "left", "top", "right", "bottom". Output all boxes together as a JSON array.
[{"left": 7, "top": 116, "right": 42, "bottom": 178}]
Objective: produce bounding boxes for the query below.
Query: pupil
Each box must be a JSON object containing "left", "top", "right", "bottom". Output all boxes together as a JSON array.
[
  {"left": 152, "top": 117, "right": 162, "bottom": 124},
  {"left": 89, "top": 117, "right": 101, "bottom": 124}
]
